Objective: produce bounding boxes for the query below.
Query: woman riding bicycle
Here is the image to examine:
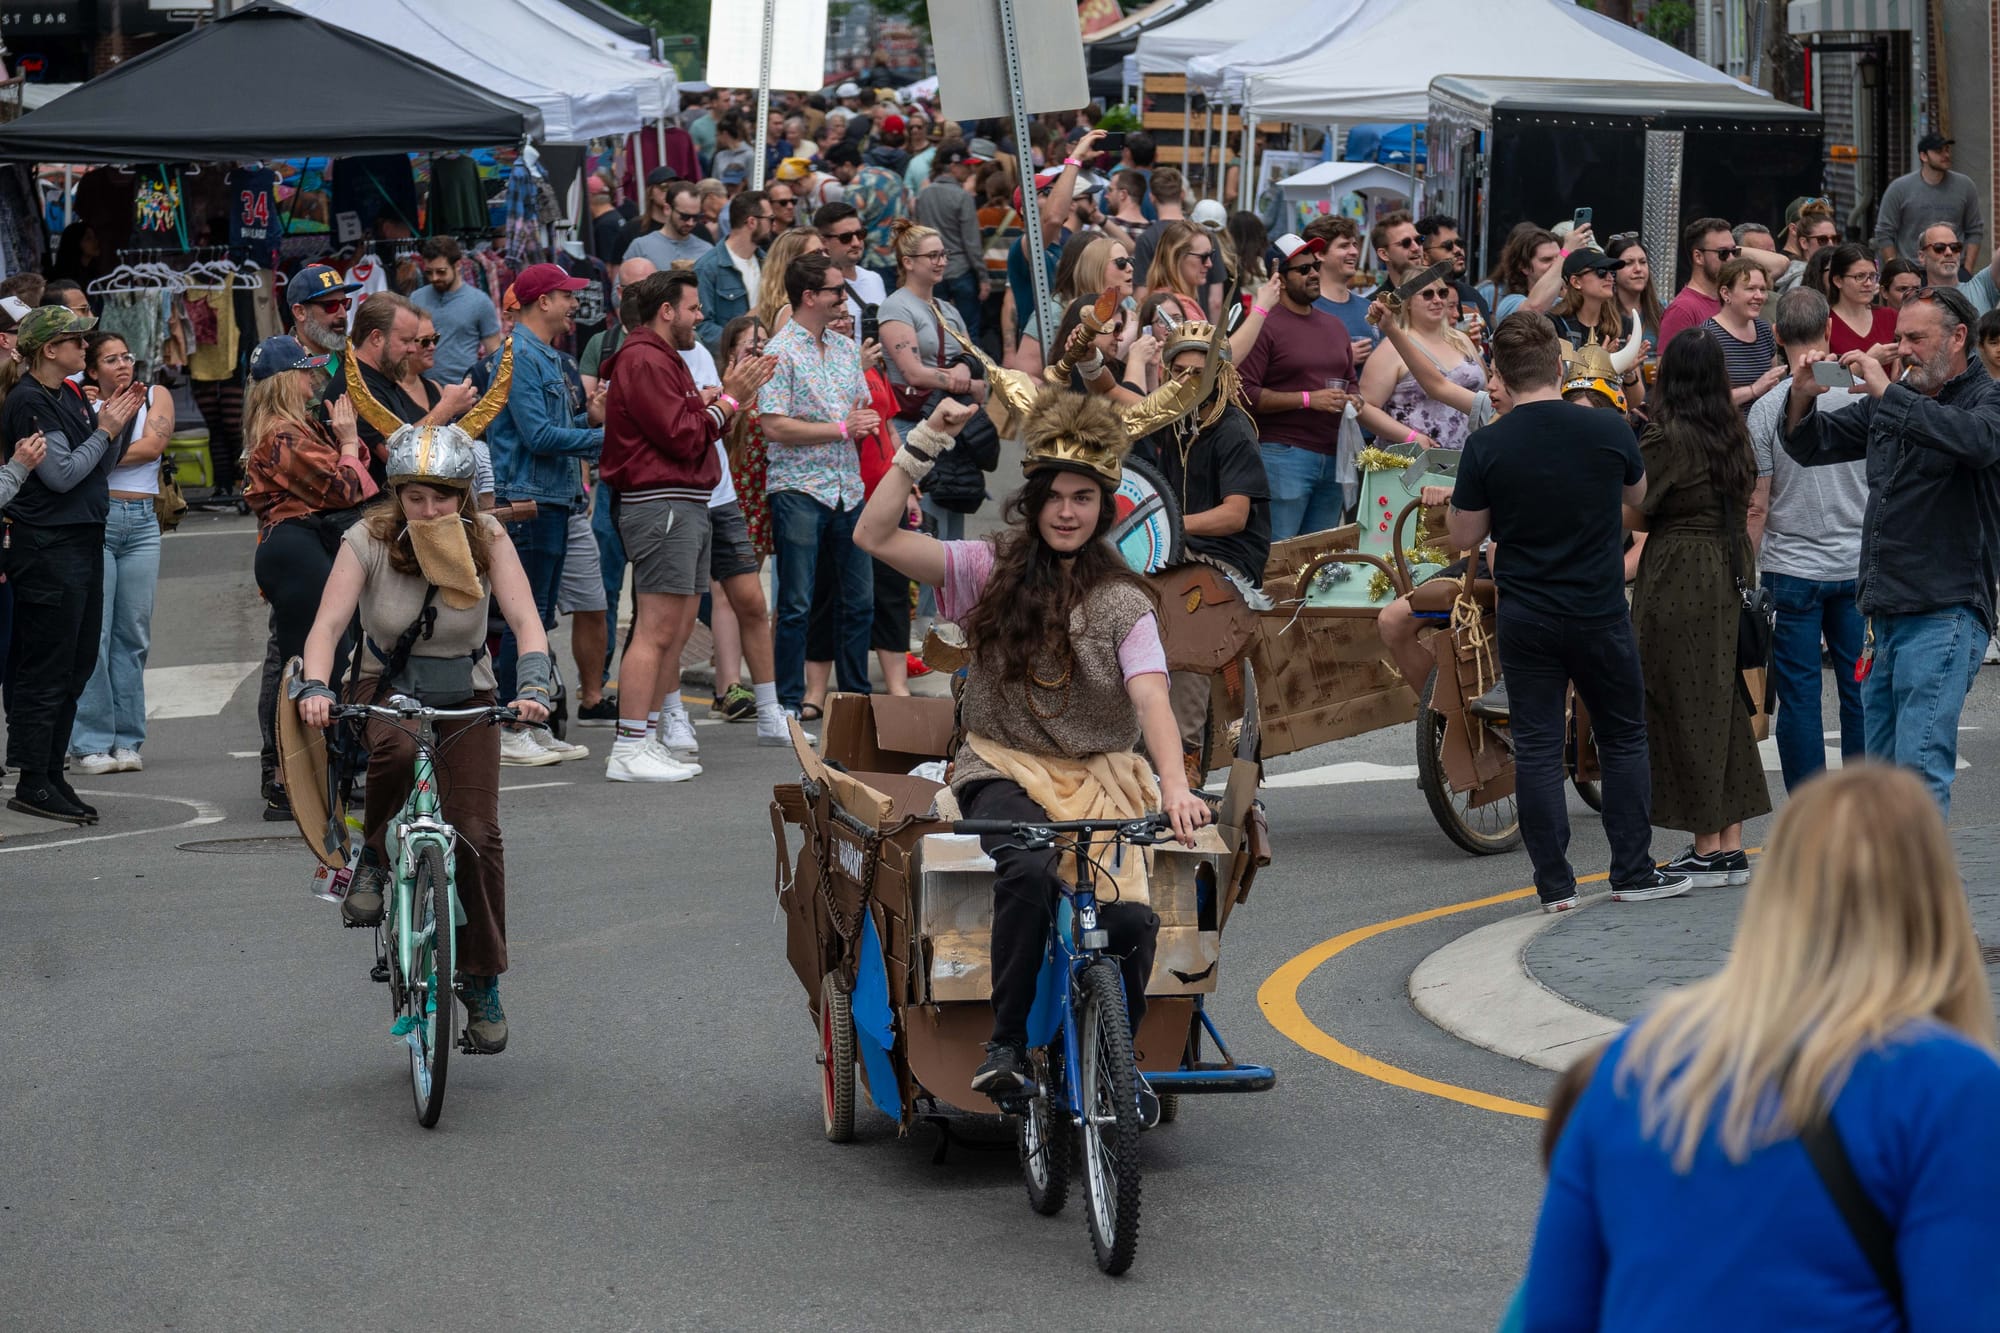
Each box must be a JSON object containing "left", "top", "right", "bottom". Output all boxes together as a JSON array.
[
  {"left": 292, "top": 415, "right": 553, "bottom": 1055},
  {"left": 855, "top": 387, "right": 1210, "bottom": 1098}
]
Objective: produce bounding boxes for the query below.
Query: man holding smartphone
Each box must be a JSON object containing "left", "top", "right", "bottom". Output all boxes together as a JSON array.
[{"left": 1783, "top": 285, "right": 2000, "bottom": 815}]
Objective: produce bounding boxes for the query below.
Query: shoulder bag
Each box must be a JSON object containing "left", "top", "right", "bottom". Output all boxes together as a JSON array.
[
  {"left": 1726, "top": 491, "right": 1774, "bottom": 673},
  {"left": 1800, "top": 1113, "right": 1905, "bottom": 1322}
]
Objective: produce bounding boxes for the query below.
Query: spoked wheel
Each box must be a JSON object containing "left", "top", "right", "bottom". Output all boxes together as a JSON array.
[
  {"left": 1416, "top": 671, "right": 1523, "bottom": 856},
  {"left": 1566, "top": 702, "right": 1602, "bottom": 811},
  {"left": 1019, "top": 1046, "right": 1072, "bottom": 1215},
  {"left": 1076, "top": 960, "right": 1143, "bottom": 1275},
  {"left": 403, "top": 844, "right": 453, "bottom": 1128},
  {"left": 1572, "top": 778, "right": 1604, "bottom": 812},
  {"left": 819, "top": 972, "right": 856, "bottom": 1143}
]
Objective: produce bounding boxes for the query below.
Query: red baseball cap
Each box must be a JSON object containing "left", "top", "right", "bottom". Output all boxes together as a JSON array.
[
  {"left": 882, "top": 113, "right": 906, "bottom": 134},
  {"left": 1012, "top": 167, "right": 1064, "bottom": 213},
  {"left": 512, "top": 263, "right": 591, "bottom": 306}
]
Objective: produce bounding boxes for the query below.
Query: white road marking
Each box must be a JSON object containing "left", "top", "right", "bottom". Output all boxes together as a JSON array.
[
  {"left": 499, "top": 781, "right": 572, "bottom": 792},
  {"left": 228, "top": 750, "right": 261, "bottom": 759},
  {"left": 0, "top": 790, "right": 223, "bottom": 854},
  {"left": 144, "top": 661, "right": 261, "bottom": 719},
  {"left": 1759, "top": 736, "right": 1968, "bottom": 772},
  {"left": 1262, "top": 761, "right": 1421, "bottom": 788}
]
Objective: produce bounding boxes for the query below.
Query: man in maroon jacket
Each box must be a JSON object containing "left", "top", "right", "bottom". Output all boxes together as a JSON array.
[{"left": 599, "top": 269, "right": 773, "bottom": 783}]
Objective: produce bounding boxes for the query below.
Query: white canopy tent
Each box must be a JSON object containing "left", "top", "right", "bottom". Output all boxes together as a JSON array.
[
  {"left": 1132, "top": 0, "right": 1296, "bottom": 75},
  {"left": 1185, "top": 0, "right": 1396, "bottom": 100},
  {"left": 1238, "top": 0, "right": 1747, "bottom": 123},
  {"left": 515, "top": 0, "right": 654, "bottom": 59},
  {"left": 289, "top": 0, "right": 669, "bottom": 144}
]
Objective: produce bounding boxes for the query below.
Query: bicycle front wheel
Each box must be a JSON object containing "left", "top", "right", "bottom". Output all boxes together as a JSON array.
[
  {"left": 1076, "top": 960, "right": 1143, "bottom": 1275},
  {"left": 405, "top": 843, "right": 453, "bottom": 1127},
  {"left": 1019, "top": 1046, "right": 1072, "bottom": 1216}
]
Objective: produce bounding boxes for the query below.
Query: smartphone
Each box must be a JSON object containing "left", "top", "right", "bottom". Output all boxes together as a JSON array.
[
  {"left": 860, "top": 302, "right": 880, "bottom": 347},
  {"left": 1811, "top": 359, "right": 1858, "bottom": 388},
  {"left": 1572, "top": 206, "right": 1593, "bottom": 228},
  {"left": 1099, "top": 131, "right": 1126, "bottom": 155}
]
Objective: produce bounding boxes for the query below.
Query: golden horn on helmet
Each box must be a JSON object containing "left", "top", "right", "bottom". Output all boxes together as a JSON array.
[
  {"left": 456, "top": 337, "right": 514, "bottom": 440},
  {"left": 342, "top": 345, "right": 408, "bottom": 442},
  {"left": 1608, "top": 310, "right": 1645, "bottom": 375}
]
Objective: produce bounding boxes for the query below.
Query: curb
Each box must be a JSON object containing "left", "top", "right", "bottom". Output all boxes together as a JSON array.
[{"left": 1408, "top": 893, "right": 1622, "bottom": 1072}]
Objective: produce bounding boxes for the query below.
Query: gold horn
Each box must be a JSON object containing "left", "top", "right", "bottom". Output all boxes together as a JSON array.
[
  {"left": 456, "top": 337, "right": 514, "bottom": 440},
  {"left": 934, "top": 313, "right": 1039, "bottom": 438},
  {"left": 342, "top": 345, "right": 408, "bottom": 441}
]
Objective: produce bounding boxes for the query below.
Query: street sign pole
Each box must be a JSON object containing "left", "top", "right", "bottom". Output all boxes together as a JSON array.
[
  {"left": 751, "top": 0, "right": 774, "bottom": 190},
  {"left": 997, "top": 0, "right": 1053, "bottom": 346}
]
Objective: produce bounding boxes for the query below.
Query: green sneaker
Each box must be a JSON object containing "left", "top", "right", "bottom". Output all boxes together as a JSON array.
[
  {"left": 714, "top": 683, "right": 756, "bottom": 722},
  {"left": 457, "top": 974, "right": 508, "bottom": 1053}
]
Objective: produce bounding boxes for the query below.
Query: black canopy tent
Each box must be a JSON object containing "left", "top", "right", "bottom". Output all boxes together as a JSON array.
[
  {"left": 550, "top": 0, "right": 656, "bottom": 48},
  {"left": 0, "top": 0, "right": 544, "bottom": 164}
]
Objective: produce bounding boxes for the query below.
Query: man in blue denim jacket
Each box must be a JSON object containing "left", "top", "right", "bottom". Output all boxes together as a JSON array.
[
  {"left": 695, "top": 191, "right": 773, "bottom": 357},
  {"left": 485, "top": 264, "right": 606, "bottom": 760}
]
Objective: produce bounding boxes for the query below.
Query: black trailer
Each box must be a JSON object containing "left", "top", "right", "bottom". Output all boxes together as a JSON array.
[{"left": 1425, "top": 76, "right": 1824, "bottom": 302}]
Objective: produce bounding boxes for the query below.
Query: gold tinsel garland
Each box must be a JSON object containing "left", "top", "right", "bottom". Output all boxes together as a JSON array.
[
  {"left": 1355, "top": 445, "right": 1417, "bottom": 475},
  {"left": 1366, "top": 545, "right": 1452, "bottom": 602}
]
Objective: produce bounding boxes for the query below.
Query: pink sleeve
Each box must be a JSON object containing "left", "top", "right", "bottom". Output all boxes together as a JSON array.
[
  {"left": 1117, "top": 613, "right": 1167, "bottom": 680},
  {"left": 338, "top": 454, "right": 380, "bottom": 502},
  {"left": 937, "top": 540, "right": 995, "bottom": 622}
]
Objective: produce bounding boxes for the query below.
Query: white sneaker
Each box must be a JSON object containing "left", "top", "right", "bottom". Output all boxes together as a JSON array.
[
  {"left": 72, "top": 752, "right": 122, "bottom": 775},
  {"left": 757, "top": 707, "right": 793, "bottom": 747},
  {"left": 1986, "top": 635, "right": 2000, "bottom": 666},
  {"left": 782, "top": 708, "right": 818, "bottom": 747},
  {"left": 605, "top": 738, "right": 698, "bottom": 782},
  {"left": 529, "top": 725, "right": 590, "bottom": 762},
  {"left": 645, "top": 738, "right": 701, "bottom": 776},
  {"left": 112, "top": 748, "right": 143, "bottom": 772},
  {"left": 500, "top": 727, "right": 564, "bottom": 767},
  {"left": 657, "top": 707, "right": 700, "bottom": 757}
]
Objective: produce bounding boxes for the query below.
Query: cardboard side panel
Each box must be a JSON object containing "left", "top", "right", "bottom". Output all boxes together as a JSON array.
[{"left": 904, "top": 997, "right": 1198, "bottom": 1112}]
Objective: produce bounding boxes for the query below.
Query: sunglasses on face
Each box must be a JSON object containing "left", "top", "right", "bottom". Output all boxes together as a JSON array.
[
  {"left": 1928, "top": 242, "right": 1964, "bottom": 254},
  {"left": 313, "top": 298, "right": 350, "bottom": 313},
  {"left": 1429, "top": 238, "right": 1464, "bottom": 251},
  {"left": 414, "top": 335, "right": 441, "bottom": 348},
  {"left": 814, "top": 285, "right": 848, "bottom": 298},
  {"left": 1190, "top": 250, "right": 1214, "bottom": 264},
  {"left": 1283, "top": 263, "right": 1318, "bottom": 277},
  {"left": 1415, "top": 287, "right": 1451, "bottom": 302},
  {"left": 1395, "top": 235, "right": 1423, "bottom": 248},
  {"left": 1111, "top": 256, "right": 1133, "bottom": 270},
  {"left": 1699, "top": 246, "right": 1741, "bottom": 259},
  {"left": 772, "top": 198, "right": 797, "bottom": 209},
  {"left": 825, "top": 228, "right": 863, "bottom": 243},
  {"left": 1802, "top": 231, "right": 1838, "bottom": 247}
]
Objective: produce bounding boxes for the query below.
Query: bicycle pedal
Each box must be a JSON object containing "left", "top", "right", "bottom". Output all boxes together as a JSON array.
[{"left": 369, "top": 962, "right": 391, "bottom": 983}]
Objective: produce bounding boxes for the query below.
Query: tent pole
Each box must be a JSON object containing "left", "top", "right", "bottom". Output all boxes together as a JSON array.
[
  {"left": 752, "top": 0, "right": 774, "bottom": 191},
  {"left": 1181, "top": 94, "right": 1191, "bottom": 191},
  {"left": 656, "top": 118, "right": 667, "bottom": 173},
  {"left": 62, "top": 165, "right": 71, "bottom": 228},
  {"left": 1203, "top": 100, "right": 1216, "bottom": 202},
  {"left": 1239, "top": 86, "right": 1255, "bottom": 212}
]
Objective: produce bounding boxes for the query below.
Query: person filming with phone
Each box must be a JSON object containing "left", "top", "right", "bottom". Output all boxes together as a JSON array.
[{"left": 1783, "top": 285, "right": 2000, "bottom": 815}]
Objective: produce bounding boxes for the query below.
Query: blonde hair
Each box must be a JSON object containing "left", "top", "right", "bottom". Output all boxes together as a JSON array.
[
  {"left": 1620, "top": 763, "right": 1996, "bottom": 1171},
  {"left": 241, "top": 367, "right": 320, "bottom": 467},
  {"left": 1393, "top": 282, "right": 1478, "bottom": 362},
  {"left": 757, "top": 228, "right": 826, "bottom": 333},
  {"left": 889, "top": 217, "right": 944, "bottom": 282},
  {"left": 1071, "top": 236, "right": 1126, "bottom": 299},
  {"left": 362, "top": 485, "right": 493, "bottom": 580},
  {"left": 1145, "top": 220, "right": 1208, "bottom": 304}
]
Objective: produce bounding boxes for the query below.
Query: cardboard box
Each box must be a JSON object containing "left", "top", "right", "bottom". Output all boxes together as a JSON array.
[{"left": 819, "top": 692, "right": 956, "bottom": 776}]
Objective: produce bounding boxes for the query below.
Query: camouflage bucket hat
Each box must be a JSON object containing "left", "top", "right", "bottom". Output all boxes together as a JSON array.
[{"left": 17, "top": 304, "right": 96, "bottom": 355}]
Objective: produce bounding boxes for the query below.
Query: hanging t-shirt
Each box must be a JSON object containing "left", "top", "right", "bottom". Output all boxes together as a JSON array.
[
  {"left": 342, "top": 257, "right": 393, "bottom": 331},
  {"left": 132, "top": 166, "right": 188, "bottom": 250},
  {"left": 227, "top": 165, "right": 281, "bottom": 268},
  {"left": 427, "top": 154, "right": 489, "bottom": 234}
]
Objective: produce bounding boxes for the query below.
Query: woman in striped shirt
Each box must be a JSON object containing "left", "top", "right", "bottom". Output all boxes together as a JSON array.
[{"left": 1699, "top": 257, "right": 1783, "bottom": 412}]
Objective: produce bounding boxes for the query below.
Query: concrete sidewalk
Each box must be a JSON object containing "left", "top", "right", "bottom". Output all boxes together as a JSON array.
[{"left": 1414, "top": 827, "right": 2000, "bottom": 1069}]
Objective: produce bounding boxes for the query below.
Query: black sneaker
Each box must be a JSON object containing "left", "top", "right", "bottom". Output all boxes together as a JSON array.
[
  {"left": 575, "top": 695, "right": 620, "bottom": 727},
  {"left": 1468, "top": 677, "right": 1512, "bottom": 721},
  {"left": 7, "top": 774, "right": 93, "bottom": 826},
  {"left": 1658, "top": 845, "right": 1740, "bottom": 890},
  {"left": 1707, "top": 849, "right": 1752, "bottom": 886},
  {"left": 970, "top": 1042, "right": 1030, "bottom": 1098},
  {"left": 340, "top": 864, "right": 387, "bottom": 927},
  {"left": 49, "top": 773, "right": 97, "bottom": 823},
  {"left": 263, "top": 789, "right": 293, "bottom": 822},
  {"left": 1540, "top": 890, "right": 1580, "bottom": 914},
  {"left": 1610, "top": 867, "right": 1694, "bottom": 903}
]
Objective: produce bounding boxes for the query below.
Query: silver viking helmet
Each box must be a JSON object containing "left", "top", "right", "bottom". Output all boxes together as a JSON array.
[{"left": 384, "top": 422, "right": 479, "bottom": 489}]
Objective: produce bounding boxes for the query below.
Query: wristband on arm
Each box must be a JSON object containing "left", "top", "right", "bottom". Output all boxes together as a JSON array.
[
  {"left": 1301, "top": 391, "right": 1310, "bottom": 410},
  {"left": 288, "top": 676, "right": 337, "bottom": 706},
  {"left": 514, "top": 651, "right": 555, "bottom": 701}
]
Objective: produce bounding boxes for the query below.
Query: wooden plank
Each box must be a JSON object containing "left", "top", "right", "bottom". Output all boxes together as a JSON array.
[
  {"left": 1142, "top": 74, "right": 1187, "bottom": 94},
  {"left": 1141, "top": 111, "right": 1288, "bottom": 135}
]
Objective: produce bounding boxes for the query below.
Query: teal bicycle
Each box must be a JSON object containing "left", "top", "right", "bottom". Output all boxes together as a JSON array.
[{"left": 328, "top": 697, "right": 515, "bottom": 1128}]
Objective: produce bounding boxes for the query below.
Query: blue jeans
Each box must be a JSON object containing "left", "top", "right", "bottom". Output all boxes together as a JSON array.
[
  {"left": 495, "top": 504, "right": 569, "bottom": 700},
  {"left": 1259, "top": 442, "right": 1350, "bottom": 541},
  {"left": 770, "top": 490, "right": 872, "bottom": 710},
  {"left": 1861, "top": 607, "right": 1987, "bottom": 817},
  {"left": 939, "top": 269, "right": 983, "bottom": 339},
  {"left": 72, "top": 498, "right": 161, "bottom": 756},
  {"left": 1495, "top": 606, "right": 1656, "bottom": 901},
  {"left": 590, "top": 485, "right": 627, "bottom": 677},
  {"left": 1765, "top": 571, "right": 1865, "bottom": 792}
]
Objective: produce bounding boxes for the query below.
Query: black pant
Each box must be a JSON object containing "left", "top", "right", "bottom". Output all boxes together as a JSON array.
[
  {"left": 1495, "top": 606, "right": 1656, "bottom": 900},
  {"left": 962, "top": 778, "right": 1160, "bottom": 1048},
  {"left": 4, "top": 521, "right": 105, "bottom": 777},
  {"left": 254, "top": 516, "right": 353, "bottom": 789}
]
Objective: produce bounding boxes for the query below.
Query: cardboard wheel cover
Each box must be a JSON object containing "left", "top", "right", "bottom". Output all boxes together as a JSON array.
[
  {"left": 1112, "top": 456, "right": 1183, "bottom": 575},
  {"left": 277, "top": 656, "right": 347, "bottom": 869},
  {"left": 1144, "top": 563, "right": 1257, "bottom": 673}
]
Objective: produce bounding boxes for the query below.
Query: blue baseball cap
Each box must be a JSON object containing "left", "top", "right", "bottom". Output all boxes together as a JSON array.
[
  {"left": 286, "top": 263, "right": 365, "bottom": 308},
  {"left": 249, "top": 335, "right": 331, "bottom": 381}
]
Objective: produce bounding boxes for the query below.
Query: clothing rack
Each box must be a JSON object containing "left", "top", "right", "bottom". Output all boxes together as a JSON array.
[{"left": 93, "top": 246, "right": 264, "bottom": 293}]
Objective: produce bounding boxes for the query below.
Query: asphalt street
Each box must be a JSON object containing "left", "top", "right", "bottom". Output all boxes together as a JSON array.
[{"left": 8, "top": 508, "right": 2000, "bottom": 1331}]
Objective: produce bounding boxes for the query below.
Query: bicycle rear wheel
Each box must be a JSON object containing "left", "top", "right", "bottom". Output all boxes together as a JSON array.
[
  {"left": 1076, "top": 960, "right": 1143, "bottom": 1275},
  {"left": 1019, "top": 1046, "right": 1072, "bottom": 1215},
  {"left": 405, "top": 843, "right": 453, "bottom": 1128},
  {"left": 1416, "top": 671, "right": 1523, "bottom": 856}
]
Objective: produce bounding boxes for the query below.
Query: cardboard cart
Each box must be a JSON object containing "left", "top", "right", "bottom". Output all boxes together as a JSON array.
[
  {"left": 1150, "top": 448, "right": 1599, "bottom": 856},
  {"left": 770, "top": 693, "right": 1273, "bottom": 1140}
]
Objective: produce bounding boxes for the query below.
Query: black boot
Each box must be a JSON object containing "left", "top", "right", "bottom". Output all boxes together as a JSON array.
[
  {"left": 8, "top": 772, "right": 93, "bottom": 826},
  {"left": 49, "top": 772, "right": 97, "bottom": 823}
]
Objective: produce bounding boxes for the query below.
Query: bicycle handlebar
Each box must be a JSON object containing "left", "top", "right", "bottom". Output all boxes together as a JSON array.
[
  {"left": 329, "top": 699, "right": 520, "bottom": 725},
  {"left": 951, "top": 813, "right": 1172, "bottom": 842}
]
